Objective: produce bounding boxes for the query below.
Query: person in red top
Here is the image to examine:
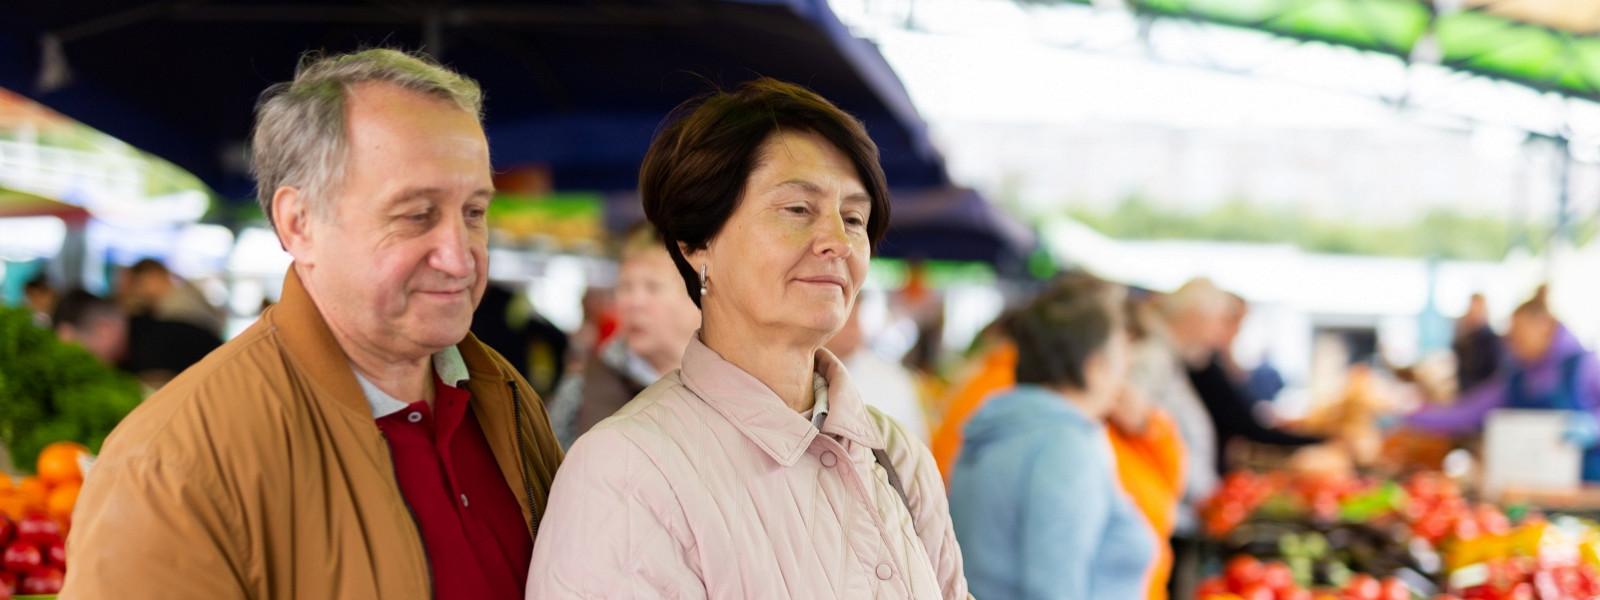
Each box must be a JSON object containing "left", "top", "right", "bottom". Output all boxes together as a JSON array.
[{"left": 367, "top": 352, "right": 533, "bottom": 599}]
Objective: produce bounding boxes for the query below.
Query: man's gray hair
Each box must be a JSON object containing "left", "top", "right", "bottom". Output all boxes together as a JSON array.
[{"left": 251, "top": 48, "right": 483, "bottom": 228}]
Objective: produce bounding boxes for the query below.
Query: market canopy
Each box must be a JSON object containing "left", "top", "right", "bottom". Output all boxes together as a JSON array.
[
  {"left": 1039, "top": 0, "right": 1600, "bottom": 101},
  {"left": 0, "top": 0, "right": 946, "bottom": 200}
]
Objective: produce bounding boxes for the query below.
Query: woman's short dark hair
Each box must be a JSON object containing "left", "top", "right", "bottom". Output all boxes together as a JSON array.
[
  {"left": 1009, "top": 275, "right": 1126, "bottom": 390},
  {"left": 639, "top": 78, "right": 891, "bottom": 307}
]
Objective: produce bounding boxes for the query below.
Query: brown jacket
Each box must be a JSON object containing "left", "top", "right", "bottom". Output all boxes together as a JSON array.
[{"left": 60, "top": 268, "right": 564, "bottom": 600}]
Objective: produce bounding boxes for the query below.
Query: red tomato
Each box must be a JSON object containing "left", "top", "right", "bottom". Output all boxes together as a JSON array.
[
  {"left": 1379, "top": 577, "right": 1409, "bottom": 600},
  {"left": 1, "top": 542, "right": 41, "bottom": 574},
  {"left": 1279, "top": 588, "right": 1312, "bottom": 600},
  {"left": 18, "top": 565, "right": 63, "bottom": 595},
  {"left": 14, "top": 514, "right": 60, "bottom": 545},
  {"left": 1238, "top": 582, "right": 1275, "bottom": 600},
  {"left": 1344, "top": 574, "right": 1382, "bottom": 600},
  {"left": 1227, "top": 555, "right": 1266, "bottom": 592},
  {"left": 0, "top": 515, "right": 12, "bottom": 548},
  {"left": 1263, "top": 561, "right": 1295, "bottom": 592},
  {"left": 45, "top": 540, "right": 65, "bottom": 567},
  {"left": 1199, "top": 576, "right": 1231, "bottom": 597}
]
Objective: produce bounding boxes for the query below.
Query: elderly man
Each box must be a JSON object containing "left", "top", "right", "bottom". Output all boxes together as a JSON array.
[{"left": 61, "top": 49, "right": 564, "bottom": 600}]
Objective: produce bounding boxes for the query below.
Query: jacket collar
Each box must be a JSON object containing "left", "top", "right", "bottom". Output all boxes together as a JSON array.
[
  {"left": 677, "top": 334, "right": 886, "bottom": 467},
  {"left": 268, "top": 265, "right": 508, "bottom": 420}
]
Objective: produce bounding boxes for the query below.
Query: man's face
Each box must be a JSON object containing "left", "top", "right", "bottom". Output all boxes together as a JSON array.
[{"left": 290, "top": 83, "right": 493, "bottom": 361}]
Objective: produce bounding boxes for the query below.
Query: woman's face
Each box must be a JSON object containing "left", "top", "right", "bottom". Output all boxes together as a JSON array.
[
  {"left": 684, "top": 130, "right": 872, "bottom": 345},
  {"left": 1080, "top": 329, "right": 1133, "bottom": 419},
  {"left": 617, "top": 246, "right": 702, "bottom": 367}
]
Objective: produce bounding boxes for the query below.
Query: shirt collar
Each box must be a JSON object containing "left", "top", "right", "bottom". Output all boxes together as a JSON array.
[
  {"left": 677, "top": 333, "right": 885, "bottom": 467},
  {"left": 356, "top": 345, "right": 471, "bottom": 419}
]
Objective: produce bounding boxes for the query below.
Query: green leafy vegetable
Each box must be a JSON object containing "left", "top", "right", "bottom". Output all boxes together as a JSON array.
[{"left": 0, "top": 305, "right": 142, "bottom": 471}]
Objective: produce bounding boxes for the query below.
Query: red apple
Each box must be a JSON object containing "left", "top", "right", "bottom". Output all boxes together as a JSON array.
[
  {"left": 14, "top": 514, "right": 61, "bottom": 545},
  {"left": 45, "top": 540, "right": 65, "bottom": 567},
  {"left": 19, "top": 565, "right": 63, "bottom": 595},
  {"left": 1, "top": 542, "right": 41, "bottom": 574},
  {"left": 0, "top": 515, "right": 13, "bottom": 548},
  {"left": 0, "top": 571, "right": 14, "bottom": 595}
]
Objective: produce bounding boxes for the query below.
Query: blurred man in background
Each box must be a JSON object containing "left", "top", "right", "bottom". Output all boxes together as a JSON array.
[
  {"left": 1452, "top": 292, "right": 1502, "bottom": 394},
  {"left": 121, "top": 258, "right": 226, "bottom": 337},
  {"left": 52, "top": 288, "right": 221, "bottom": 387}
]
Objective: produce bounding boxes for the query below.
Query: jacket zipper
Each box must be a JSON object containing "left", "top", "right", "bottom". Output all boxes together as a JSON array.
[
  {"left": 508, "top": 381, "right": 541, "bottom": 538},
  {"left": 378, "top": 431, "right": 435, "bottom": 599}
]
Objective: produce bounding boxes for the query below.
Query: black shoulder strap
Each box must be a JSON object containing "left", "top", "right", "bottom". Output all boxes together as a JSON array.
[{"left": 872, "top": 448, "right": 912, "bottom": 512}]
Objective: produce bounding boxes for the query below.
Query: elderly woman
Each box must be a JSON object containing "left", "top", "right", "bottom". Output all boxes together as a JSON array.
[
  {"left": 526, "top": 79, "right": 969, "bottom": 599},
  {"left": 949, "top": 277, "right": 1156, "bottom": 600}
]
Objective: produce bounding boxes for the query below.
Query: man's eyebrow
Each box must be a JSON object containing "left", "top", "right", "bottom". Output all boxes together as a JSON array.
[{"left": 382, "top": 187, "right": 495, "bottom": 207}]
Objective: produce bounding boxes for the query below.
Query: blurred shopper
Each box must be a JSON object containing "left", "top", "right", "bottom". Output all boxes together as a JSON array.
[
  {"left": 122, "top": 258, "right": 227, "bottom": 336},
  {"left": 1108, "top": 295, "right": 1186, "bottom": 600},
  {"left": 52, "top": 289, "right": 221, "bottom": 386},
  {"left": 931, "top": 310, "right": 1019, "bottom": 483},
  {"left": 528, "top": 79, "right": 968, "bottom": 599},
  {"left": 1452, "top": 292, "right": 1503, "bottom": 394},
  {"left": 1132, "top": 281, "right": 1220, "bottom": 530},
  {"left": 827, "top": 299, "right": 931, "bottom": 443},
  {"left": 949, "top": 277, "right": 1153, "bottom": 600},
  {"left": 23, "top": 274, "right": 56, "bottom": 324},
  {"left": 61, "top": 50, "right": 563, "bottom": 600},
  {"left": 1410, "top": 286, "right": 1600, "bottom": 479},
  {"left": 546, "top": 223, "right": 700, "bottom": 448},
  {"left": 1163, "top": 280, "right": 1322, "bottom": 478}
]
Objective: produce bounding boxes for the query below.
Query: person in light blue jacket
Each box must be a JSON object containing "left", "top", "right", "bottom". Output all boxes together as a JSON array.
[{"left": 949, "top": 276, "right": 1155, "bottom": 600}]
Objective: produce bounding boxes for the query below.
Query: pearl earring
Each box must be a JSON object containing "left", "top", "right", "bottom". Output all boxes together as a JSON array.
[{"left": 699, "top": 264, "right": 709, "bottom": 297}]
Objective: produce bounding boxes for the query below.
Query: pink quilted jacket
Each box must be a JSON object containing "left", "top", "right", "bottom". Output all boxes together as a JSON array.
[{"left": 527, "top": 336, "right": 970, "bottom": 599}]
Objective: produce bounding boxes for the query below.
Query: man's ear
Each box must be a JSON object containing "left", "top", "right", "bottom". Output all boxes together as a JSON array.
[{"left": 272, "top": 187, "right": 315, "bottom": 263}]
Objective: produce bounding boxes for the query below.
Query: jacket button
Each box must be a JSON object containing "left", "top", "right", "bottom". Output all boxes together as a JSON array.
[
  {"left": 876, "top": 563, "right": 892, "bottom": 580},
  {"left": 460, "top": 493, "right": 469, "bottom": 507},
  {"left": 820, "top": 451, "right": 837, "bottom": 467},
  {"left": 407, "top": 412, "right": 423, "bottom": 423}
]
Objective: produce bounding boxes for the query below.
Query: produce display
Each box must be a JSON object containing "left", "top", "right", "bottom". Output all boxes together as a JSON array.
[
  {"left": 0, "top": 305, "right": 142, "bottom": 471},
  {"left": 1200, "top": 470, "right": 1600, "bottom": 600},
  {"left": 0, "top": 441, "right": 89, "bottom": 599}
]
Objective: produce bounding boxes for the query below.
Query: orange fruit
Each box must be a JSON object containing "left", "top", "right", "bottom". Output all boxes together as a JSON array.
[
  {"left": 16, "top": 476, "right": 50, "bottom": 512},
  {"left": 0, "top": 491, "right": 28, "bottom": 519},
  {"left": 36, "top": 441, "right": 88, "bottom": 486},
  {"left": 0, "top": 473, "right": 12, "bottom": 491},
  {"left": 46, "top": 482, "right": 80, "bottom": 526}
]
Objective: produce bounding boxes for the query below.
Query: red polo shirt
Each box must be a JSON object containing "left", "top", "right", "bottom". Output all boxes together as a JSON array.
[{"left": 375, "top": 374, "right": 532, "bottom": 600}]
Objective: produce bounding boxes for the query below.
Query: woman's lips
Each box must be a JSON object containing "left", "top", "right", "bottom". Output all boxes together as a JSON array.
[{"left": 795, "top": 274, "right": 848, "bottom": 291}]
